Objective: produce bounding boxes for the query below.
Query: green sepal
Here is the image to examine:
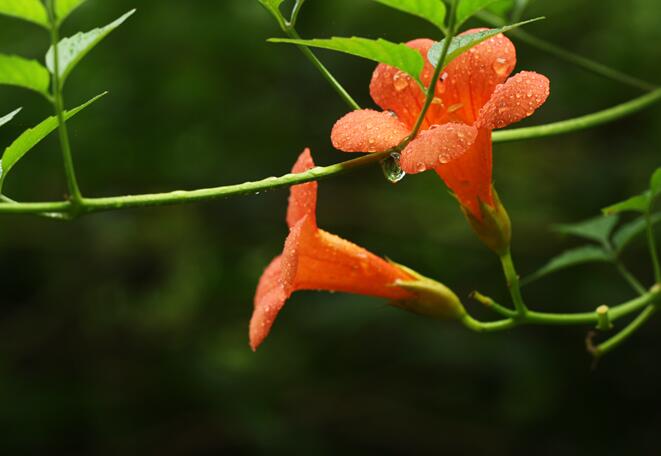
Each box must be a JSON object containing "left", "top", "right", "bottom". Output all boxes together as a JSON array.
[
  {"left": 388, "top": 261, "right": 466, "bottom": 319},
  {"left": 461, "top": 187, "right": 512, "bottom": 255}
]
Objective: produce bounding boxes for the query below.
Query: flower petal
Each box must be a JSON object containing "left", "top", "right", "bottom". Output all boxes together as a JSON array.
[
  {"left": 249, "top": 255, "right": 287, "bottom": 351},
  {"left": 286, "top": 148, "right": 318, "bottom": 229},
  {"left": 331, "top": 109, "right": 410, "bottom": 153},
  {"left": 435, "top": 30, "right": 516, "bottom": 125},
  {"left": 400, "top": 123, "right": 477, "bottom": 174},
  {"left": 477, "top": 71, "right": 550, "bottom": 130},
  {"left": 369, "top": 39, "right": 432, "bottom": 129},
  {"left": 369, "top": 33, "right": 516, "bottom": 128},
  {"left": 282, "top": 215, "right": 414, "bottom": 300},
  {"left": 435, "top": 128, "right": 493, "bottom": 219}
]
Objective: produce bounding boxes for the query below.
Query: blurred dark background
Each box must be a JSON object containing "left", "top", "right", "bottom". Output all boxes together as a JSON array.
[{"left": 0, "top": 0, "right": 659, "bottom": 454}]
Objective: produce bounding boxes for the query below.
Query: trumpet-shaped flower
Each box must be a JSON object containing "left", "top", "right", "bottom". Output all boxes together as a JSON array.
[
  {"left": 250, "top": 149, "right": 463, "bottom": 350},
  {"left": 331, "top": 31, "right": 550, "bottom": 219}
]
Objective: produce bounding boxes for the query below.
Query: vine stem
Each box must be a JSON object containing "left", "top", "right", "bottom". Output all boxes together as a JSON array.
[
  {"left": 46, "top": 0, "right": 83, "bottom": 207},
  {"left": 491, "top": 88, "right": 661, "bottom": 142},
  {"left": 647, "top": 208, "right": 661, "bottom": 284},
  {"left": 593, "top": 305, "right": 657, "bottom": 357},
  {"left": 0, "top": 86, "right": 659, "bottom": 217},
  {"left": 283, "top": 29, "right": 360, "bottom": 110},
  {"left": 614, "top": 259, "right": 647, "bottom": 295},
  {"left": 500, "top": 249, "right": 527, "bottom": 316},
  {"left": 409, "top": 0, "right": 458, "bottom": 139},
  {"left": 461, "top": 287, "right": 661, "bottom": 333}
]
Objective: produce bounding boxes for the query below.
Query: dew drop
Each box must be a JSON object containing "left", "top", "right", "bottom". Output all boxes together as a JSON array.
[
  {"left": 415, "top": 161, "right": 426, "bottom": 172},
  {"left": 380, "top": 152, "right": 406, "bottom": 183},
  {"left": 492, "top": 57, "right": 509, "bottom": 76},
  {"left": 392, "top": 71, "right": 409, "bottom": 91},
  {"left": 438, "top": 153, "right": 451, "bottom": 164},
  {"left": 432, "top": 97, "right": 444, "bottom": 106}
]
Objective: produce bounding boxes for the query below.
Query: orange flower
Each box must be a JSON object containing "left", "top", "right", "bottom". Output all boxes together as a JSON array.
[
  {"left": 331, "top": 31, "right": 550, "bottom": 219},
  {"left": 250, "top": 149, "right": 463, "bottom": 350}
]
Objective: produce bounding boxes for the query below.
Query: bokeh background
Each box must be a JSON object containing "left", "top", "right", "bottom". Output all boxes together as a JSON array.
[{"left": 0, "top": 0, "right": 659, "bottom": 454}]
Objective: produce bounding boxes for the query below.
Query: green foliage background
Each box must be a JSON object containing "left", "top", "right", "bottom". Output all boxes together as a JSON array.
[{"left": 0, "top": 0, "right": 659, "bottom": 453}]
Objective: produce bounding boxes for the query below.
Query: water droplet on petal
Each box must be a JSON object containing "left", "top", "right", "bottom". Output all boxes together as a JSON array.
[
  {"left": 438, "top": 153, "right": 451, "bottom": 164},
  {"left": 392, "top": 71, "right": 409, "bottom": 92},
  {"left": 432, "top": 97, "right": 444, "bottom": 106},
  {"left": 380, "top": 152, "right": 406, "bottom": 183},
  {"left": 492, "top": 57, "right": 509, "bottom": 76}
]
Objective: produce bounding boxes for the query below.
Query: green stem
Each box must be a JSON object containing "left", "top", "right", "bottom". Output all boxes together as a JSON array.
[
  {"left": 471, "top": 290, "right": 516, "bottom": 317},
  {"left": 285, "top": 28, "right": 360, "bottom": 111},
  {"left": 289, "top": 0, "right": 306, "bottom": 27},
  {"left": 614, "top": 259, "right": 647, "bottom": 295},
  {"left": 477, "top": 11, "right": 657, "bottom": 92},
  {"left": 465, "top": 288, "right": 659, "bottom": 330},
  {"left": 492, "top": 89, "right": 661, "bottom": 143},
  {"left": 79, "top": 151, "right": 390, "bottom": 212},
  {"left": 500, "top": 249, "right": 527, "bottom": 316},
  {"left": 409, "top": 0, "right": 458, "bottom": 139},
  {"left": 0, "top": 87, "right": 659, "bottom": 217},
  {"left": 0, "top": 194, "right": 68, "bottom": 220},
  {"left": 594, "top": 305, "right": 657, "bottom": 356},
  {"left": 646, "top": 208, "right": 661, "bottom": 283},
  {"left": 527, "top": 290, "right": 659, "bottom": 324},
  {"left": 461, "top": 314, "right": 516, "bottom": 332},
  {"left": 46, "top": 1, "right": 83, "bottom": 207}
]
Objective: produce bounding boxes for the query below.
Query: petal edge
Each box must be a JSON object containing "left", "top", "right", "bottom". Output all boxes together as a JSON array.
[
  {"left": 477, "top": 71, "right": 550, "bottom": 130},
  {"left": 331, "top": 109, "right": 410, "bottom": 153},
  {"left": 400, "top": 123, "right": 478, "bottom": 174}
]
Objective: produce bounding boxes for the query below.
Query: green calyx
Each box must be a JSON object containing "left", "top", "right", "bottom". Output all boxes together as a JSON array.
[
  {"left": 390, "top": 262, "right": 466, "bottom": 320},
  {"left": 461, "top": 187, "right": 512, "bottom": 256}
]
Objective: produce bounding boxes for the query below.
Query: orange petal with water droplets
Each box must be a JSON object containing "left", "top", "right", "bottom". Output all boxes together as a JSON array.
[
  {"left": 250, "top": 214, "right": 415, "bottom": 350},
  {"left": 433, "top": 30, "right": 516, "bottom": 124},
  {"left": 331, "top": 110, "right": 410, "bottom": 153},
  {"left": 286, "top": 148, "right": 317, "bottom": 229},
  {"left": 250, "top": 255, "right": 287, "bottom": 351},
  {"left": 400, "top": 123, "right": 477, "bottom": 174},
  {"left": 435, "top": 128, "right": 493, "bottom": 219},
  {"left": 370, "top": 40, "right": 432, "bottom": 129},
  {"left": 477, "top": 71, "right": 550, "bottom": 130}
]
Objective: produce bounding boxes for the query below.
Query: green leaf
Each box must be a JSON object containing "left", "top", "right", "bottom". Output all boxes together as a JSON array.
[
  {"left": 602, "top": 192, "right": 651, "bottom": 215},
  {"left": 612, "top": 212, "right": 661, "bottom": 252},
  {"left": 651, "top": 167, "right": 661, "bottom": 197},
  {"left": 428, "top": 17, "right": 543, "bottom": 69},
  {"left": 258, "top": 0, "right": 286, "bottom": 28},
  {"left": 269, "top": 36, "right": 425, "bottom": 81},
  {"left": 0, "top": 108, "right": 22, "bottom": 129},
  {"left": 0, "top": 0, "right": 49, "bottom": 28},
  {"left": 552, "top": 215, "right": 619, "bottom": 245},
  {"left": 370, "top": 0, "right": 447, "bottom": 32},
  {"left": 522, "top": 245, "right": 612, "bottom": 285},
  {"left": 0, "top": 54, "right": 50, "bottom": 97},
  {"left": 55, "top": 0, "right": 86, "bottom": 25},
  {"left": 45, "top": 9, "right": 136, "bottom": 87},
  {"left": 0, "top": 93, "right": 106, "bottom": 184},
  {"left": 457, "top": 0, "right": 501, "bottom": 26}
]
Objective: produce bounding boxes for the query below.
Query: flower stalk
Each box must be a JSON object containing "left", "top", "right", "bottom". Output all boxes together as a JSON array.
[{"left": 46, "top": 0, "right": 84, "bottom": 209}]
